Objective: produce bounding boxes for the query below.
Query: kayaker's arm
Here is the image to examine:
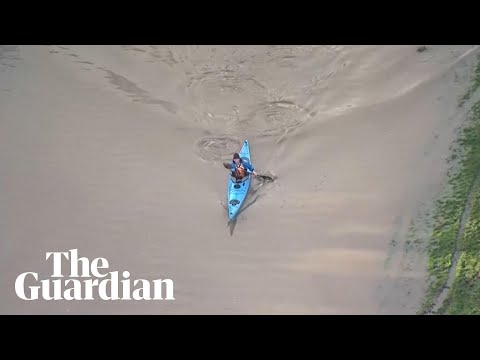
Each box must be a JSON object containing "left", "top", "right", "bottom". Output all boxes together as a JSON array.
[
  {"left": 245, "top": 163, "right": 257, "bottom": 176},
  {"left": 223, "top": 161, "right": 257, "bottom": 176}
]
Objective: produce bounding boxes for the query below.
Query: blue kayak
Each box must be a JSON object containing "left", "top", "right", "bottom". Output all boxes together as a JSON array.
[{"left": 227, "top": 140, "right": 252, "bottom": 221}]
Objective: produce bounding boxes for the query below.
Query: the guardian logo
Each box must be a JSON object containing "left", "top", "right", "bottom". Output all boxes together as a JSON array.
[{"left": 15, "top": 249, "right": 175, "bottom": 301}]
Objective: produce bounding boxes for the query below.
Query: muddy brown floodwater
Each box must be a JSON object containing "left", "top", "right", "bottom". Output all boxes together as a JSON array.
[{"left": 1, "top": 45, "right": 478, "bottom": 314}]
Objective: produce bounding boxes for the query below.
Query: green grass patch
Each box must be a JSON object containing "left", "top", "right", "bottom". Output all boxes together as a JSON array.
[
  {"left": 437, "top": 174, "right": 480, "bottom": 314},
  {"left": 458, "top": 57, "right": 480, "bottom": 107},
  {"left": 421, "top": 96, "right": 480, "bottom": 314}
]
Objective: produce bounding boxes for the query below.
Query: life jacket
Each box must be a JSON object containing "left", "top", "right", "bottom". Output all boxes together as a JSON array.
[{"left": 234, "top": 162, "right": 247, "bottom": 178}]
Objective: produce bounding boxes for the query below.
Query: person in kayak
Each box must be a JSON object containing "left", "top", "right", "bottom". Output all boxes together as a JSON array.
[{"left": 229, "top": 152, "right": 258, "bottom": 180}]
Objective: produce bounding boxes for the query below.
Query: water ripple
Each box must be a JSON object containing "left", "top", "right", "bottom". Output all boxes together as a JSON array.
[
  {"left": 186, "top": 65, "right": 266, "bottom": 97},
  {"left": 239, "top": 100, "right": 314, "bottom": 137},
  {"left": 194, "top": 135, "right": 242, "bottom": 162}
]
